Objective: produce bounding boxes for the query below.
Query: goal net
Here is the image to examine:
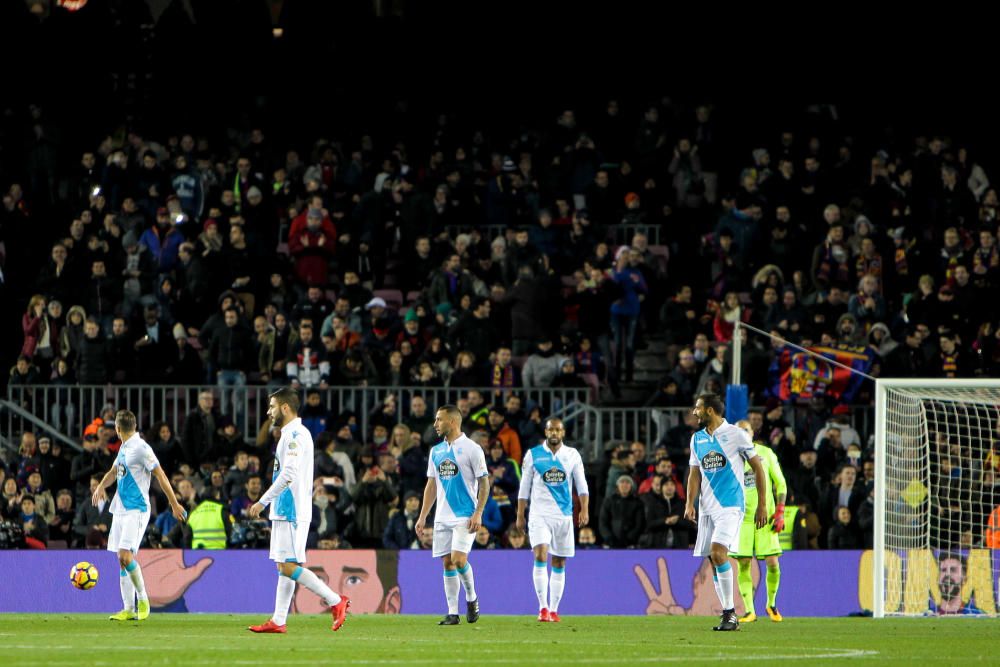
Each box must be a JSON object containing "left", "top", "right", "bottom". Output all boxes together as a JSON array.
[{"left": 874, "top": 379, "right": 1000, "bottom": 617}]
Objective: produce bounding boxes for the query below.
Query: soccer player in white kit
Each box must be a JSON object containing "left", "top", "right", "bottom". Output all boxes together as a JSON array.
[
  {"left": 515, "top": 418, "right": 589, "bottom": 623},
  {"left": 415, "top": 404, "right": 490, "bottom": 625},
  {"left": 248, "top": 387, "right": 350, "bottom": 633},
  {"left": 91, "top": 409, "right": 187, "bottom": 621},
  {"left": 684, "top": 393, "right": 767, "bottom": 632}
]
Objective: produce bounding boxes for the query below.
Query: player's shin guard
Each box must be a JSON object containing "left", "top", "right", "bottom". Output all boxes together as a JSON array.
[
  {"left": 549, "top": 566, "right": 565, "bottom": 613},
  {"left": 443, "top": 569, "right": 460, "bottom": 615},
  {"left": 737, "top": 560, "right": 755, "bottom": 615},
  {"left": 125, "top": 560, "right": 147, "bottom": 601},
  {"left": 119, "top": 568, "right": 136, "bottom": 612},
  {"left": 715, "top": 561, "right": 734, "bottom": 611},
  {"left": 766, "top": 564, "right": 780, "bottom": 608},
  {"left": 456, "top": 562, "right": 477, "bottom": 602},
  {"left": 272, "top": 574, "right": 296, "bottom": 625},
  {"left": 291, "top": 566, "right": 341, "bottom": 607},
  {"left": 533, "top": 560, "right": 548, "bottom": 610}
]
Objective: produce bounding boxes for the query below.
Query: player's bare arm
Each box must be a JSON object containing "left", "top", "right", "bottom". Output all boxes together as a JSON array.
[
  {"left": 414, "top": 477, "right": 436, "bottom": 534},
  {"left": 468, "top": 475, "right": 489, "bottom": 532},
  {"left": 578, "top": 494, "right": 590, "bottom": 527},
  {"left": 749, "top": 455, "right": 768, "bottom": 528},
  {"left": 91, "top": 464, "right": 117, "bottom": 506},
  {"left": 684, "top": 467, "right": 701, "bottom": 521},
  {"left": 152, "top": 465, "right": 188, "bottom": 523},
  {"left": 515, "top": 498, "right": 528, "bottom": 531}
]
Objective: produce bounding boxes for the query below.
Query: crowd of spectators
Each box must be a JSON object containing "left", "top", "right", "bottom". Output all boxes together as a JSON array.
[{"left": 5, "top": 92, "right": 1000, "bottom": 552}]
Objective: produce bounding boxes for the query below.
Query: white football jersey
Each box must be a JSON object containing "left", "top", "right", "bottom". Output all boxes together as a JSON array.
[
  {"left": 688, "top": 419, "right": 757, "bottom": 515},
  {"left": 110, "top": 433, "right": 160, "bottom": 515},
  {"left": 261, "top": 417, "right": 315, "bottom": 525},
  {"left": 427, "top": 433, "right": 488, "bottom": 525},
  {"left": 518, "top": 442, "right": 589, "bottom": 519}
]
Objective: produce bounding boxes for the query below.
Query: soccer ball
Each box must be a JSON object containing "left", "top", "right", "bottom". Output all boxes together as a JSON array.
[{"left": 71, "top": 562, "right": 99, "bottom": 590}]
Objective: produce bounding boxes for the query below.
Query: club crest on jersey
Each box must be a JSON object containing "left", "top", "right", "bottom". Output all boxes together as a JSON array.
[
  {"left": 543, "top": 468, "right": 566, "bottom": 485},
  {"left": 438, "top": 459, "right": 459, "bottom": 479},
  {"left": 701, "top": 450, "right": 725, "bottom": 471},
  {"left": 289, "top": 441, "right": 298, "bottom": 450}
]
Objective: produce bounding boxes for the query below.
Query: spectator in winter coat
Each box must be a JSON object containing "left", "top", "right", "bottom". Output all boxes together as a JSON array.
[
  {"left": 521, "top": 338, "right": 565, "bottom": 388},
  {"left": 288, "top": 206, "right": 337, "bottom": 288},
  {"left": 599, "top": 474, "right": 644, "bottom": 548},
  {"left": 610, "top": 247, "right": 648, "bottom": 383}
]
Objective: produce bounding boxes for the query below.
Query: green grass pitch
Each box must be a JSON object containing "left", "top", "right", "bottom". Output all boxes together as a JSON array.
[{"left": 2, "top": 614, "right": 997, "bottom": 665}]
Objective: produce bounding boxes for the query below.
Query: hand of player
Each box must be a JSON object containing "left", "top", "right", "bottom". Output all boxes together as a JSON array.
[
  {"left": 634, "top": 557, "right": 686, "bottom": 615},
  {"left": 577, "top": 509, "right": 589, "bottom": 528},
  {"left": 467, "top": 511, "right": 483, "bottom": 532},
  {"left": 755, "top": 504, "right": 768, "bottom": 529},
  {"left": 171, "top": 502, "right": 188, "bottom": 523},
  {"left": 248, "top": 502, "right": 265, "bottom": 519},
  {"left": 415, "top": 515, "right": 427, "bottom": 535},
  {"left": 771, "top": 503, "right": 786, "bottom": 533},
  {"left": 684, "top": 504, "right": 696, "bottom": 522},
  {"left": 515, "top": 514, "right": 526, "bottom": 532},
  {"left": 91, "top": 484, "right": 107, "bottom": 507}
]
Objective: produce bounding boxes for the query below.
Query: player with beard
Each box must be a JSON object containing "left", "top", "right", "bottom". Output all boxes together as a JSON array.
[
  {"left": 684, "top": 394, "right": 767, "bottom": 631},
  {"left": 516, "top": 418, "right": 590, "bottom": 622},
  {"left": 247, "top": 387, "right": 350, "bottom": 633}
]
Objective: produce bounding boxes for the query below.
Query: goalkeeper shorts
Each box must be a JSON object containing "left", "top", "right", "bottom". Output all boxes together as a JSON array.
[{"left": 729, "top": 515, "right": 783, "bottom": 559}]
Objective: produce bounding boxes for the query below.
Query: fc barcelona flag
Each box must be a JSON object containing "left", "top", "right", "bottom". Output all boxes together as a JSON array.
[{"left": 766, "top": 344, "right": 875, "bottom": 403}]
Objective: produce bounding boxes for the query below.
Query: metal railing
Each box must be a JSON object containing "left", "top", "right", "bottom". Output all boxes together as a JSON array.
[
  {"left": 609, "top": 224, "right": 661, "bottom": 246},
  {"left": 4, "top": 385, "right": 589, "bottom": 449},
  {"left": 4, "top": 384, "right": 874, "bottom": 463}
]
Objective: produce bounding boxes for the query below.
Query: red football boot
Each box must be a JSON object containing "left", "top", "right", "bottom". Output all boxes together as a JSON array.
[
  {"left": 548, "top": 611, "right": 561, "bottom": 622},
  {"left": 331, "top": 596, "right": 351, "bottom": 631},
  {"left": 248, "top": 619, "right": 287, "bottom": 633},
  {"left": 537, "top": 608, "right": 551, "bottom": 622}
]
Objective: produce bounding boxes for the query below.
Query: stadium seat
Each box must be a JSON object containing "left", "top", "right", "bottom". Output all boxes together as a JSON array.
[
  {"left": 580, "top": 372, "right": 601, "bottom": 404},
  {"left": 325, "top": 289, "right": 338, "bottom": 304},
  {"left": 373, "top": 289, "right": 404, "bottom": 309},
  {"left": 405, "top": 290, "right": 423, "bottom": 304}
]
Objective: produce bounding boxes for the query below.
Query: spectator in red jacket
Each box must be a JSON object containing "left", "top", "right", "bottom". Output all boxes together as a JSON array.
[{"left": 288, "top": 203, "right": 337, "bottom": 288}]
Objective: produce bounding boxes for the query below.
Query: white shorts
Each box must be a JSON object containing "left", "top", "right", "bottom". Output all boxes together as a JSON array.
[
  {"left": 269, "top": 519, "right": 309, "bottom": 564},
  {"left": 528, "top": 515, "right": 575, "bottom": 558},
  {"left": 107, "top": 511, "right": 151, "bottom": 554},
  {"left": 433, "top": 522, "right": 475, "bottom": 558},
  {"left": 693, "top": 508, "right": 743, "bottom": 557}
]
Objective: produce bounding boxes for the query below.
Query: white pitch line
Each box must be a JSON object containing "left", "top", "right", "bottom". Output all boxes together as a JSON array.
[{"left": 2, "top": 647, "right": 879, "bottom": 663}]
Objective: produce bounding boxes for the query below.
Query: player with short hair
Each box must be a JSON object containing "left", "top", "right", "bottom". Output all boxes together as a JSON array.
[
  {"left": 415, "top": 404, "right": 490, "bottom": 625},
  {"left": 684, "top": 394, "right": 767, "bottom": 631},
  {"left": 731, "top": 419, "right": 787, "bottom": 623},
  {"left": 92, "top": 409, "right": 187, "bottom": 621},
  {"left": 248, "top": 386, "right": 350, "bottom": 633},
  {"left": 516, "top": 418, "right": 589, "bottom": 622}
]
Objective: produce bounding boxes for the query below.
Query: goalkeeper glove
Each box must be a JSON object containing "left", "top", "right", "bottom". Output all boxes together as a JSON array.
[{"left": 771, "top": 503, "right": 785, "bottom": 533}]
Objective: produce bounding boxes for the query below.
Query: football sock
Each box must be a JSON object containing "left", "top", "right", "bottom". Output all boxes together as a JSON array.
[
  {"left": 125, "top": 560, "right": 147, "bottom": 601},
  {"left": 715, "top": 561, "right": 734, "bottom": 611},
  {"left": 533, "top": 560, "right": 549, "bottom": 610},
  {"left": 119, "top": 568, "right": 136, "bottom": 612},
  {"left": 738, "top": 559, "right": 755, "bottom": 615},
  {"left": 272, "top": 574, "right": 295, "bottom": 625},
  {"left": 711, "top": 560, "right": 723, "bottom": 609},
  {"left": 549, "top": 566, "right": 565, "bottom": 613},
  {"left": 443, "top": 569, "right": 460, "bottom": 615},
  {"left": 456, "top": 562, "right": 477, "bottom": 603},
  {"left": 291, "top": 566, "right": 341, "bottom": 607},
  {"left": 767, "top": 564, "right": 781, "bottom": 608}
]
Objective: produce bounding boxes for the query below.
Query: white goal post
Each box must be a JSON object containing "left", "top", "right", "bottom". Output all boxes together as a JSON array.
[{"left": 874, "top": 378, "right": 1000, "bottom": 618}]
